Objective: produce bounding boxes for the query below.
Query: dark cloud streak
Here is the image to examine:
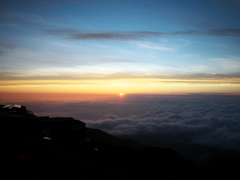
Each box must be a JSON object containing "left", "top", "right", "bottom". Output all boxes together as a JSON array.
[
  {"left": 208, "top": 28, "right": 240, "bottom": 37},
  {"left": 43, "top": 29, "right": 162, "bottom": 41},
  {"left": 42, "top": 28, "right": 240, "bottom": 41}
]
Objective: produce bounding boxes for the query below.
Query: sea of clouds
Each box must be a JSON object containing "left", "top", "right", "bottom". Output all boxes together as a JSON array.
[
  {"left": 86, "top": 96, "right": 240, "bottom": 151},
  {"left": 13, "top": 95, "right": 240, "bottom": 152}
]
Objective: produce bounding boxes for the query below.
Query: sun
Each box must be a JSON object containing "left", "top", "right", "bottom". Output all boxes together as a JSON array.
[{"left": 119, "top": 93, "right": 124, "bottom": 96}]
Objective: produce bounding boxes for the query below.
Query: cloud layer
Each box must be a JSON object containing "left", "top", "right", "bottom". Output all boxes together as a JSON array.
[
  {"left": 85, "top": 96, "right": 240, "bottom": 151},
  {"left": 21, "top": 95, "right": 240, "bottom": 152}
]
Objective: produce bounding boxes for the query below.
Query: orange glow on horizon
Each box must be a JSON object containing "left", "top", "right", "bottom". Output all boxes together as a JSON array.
[
  {"left": 0, "top": 92, "right": 118, "bottom": 103},
  {"left": 0, "top": 77, "right": 240, "bottom": 98}
]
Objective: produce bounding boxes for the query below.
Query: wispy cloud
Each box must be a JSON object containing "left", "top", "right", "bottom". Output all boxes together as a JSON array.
[
  {"left": 0, "top": 43, "right": 18, "bottom": 55},
  {"left": 1, "top": 70, "right": 240, "bottom": 85},
  {"left": 42, "top": 28, "right": 240, "bottom": 41},
  {"left": 212, "top": 56, "right": 240, "bottom": 72},
  {"left": 137, "top": 43, "right": 176, "bottom": 51},
  {"left": 0, "top": 9, "right": 45, "bottom": 24}
]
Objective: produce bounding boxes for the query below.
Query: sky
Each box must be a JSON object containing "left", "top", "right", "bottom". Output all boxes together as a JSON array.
[{"left": 0, "top": 0, "right": 240, "bottom": 97}]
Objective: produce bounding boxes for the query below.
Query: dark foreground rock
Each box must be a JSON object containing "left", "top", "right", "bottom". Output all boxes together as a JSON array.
[
  {"left": 1, "top": 110, "right": 194, "bottom": 179},
  {"left": 5, "top": 143, "right": 197, "bottom": 179}
]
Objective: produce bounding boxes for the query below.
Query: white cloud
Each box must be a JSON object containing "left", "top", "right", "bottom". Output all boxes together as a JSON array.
[
  {"left": 137, "top": 43, "right": 176, "bottom": 51},
  {"left": 212, "top": 56, "right": 240, "bottom": 72}
]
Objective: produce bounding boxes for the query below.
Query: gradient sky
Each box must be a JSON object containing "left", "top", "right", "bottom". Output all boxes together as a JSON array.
[{"left": 1, "top": 0, "right": 240, "bottom": 95}]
